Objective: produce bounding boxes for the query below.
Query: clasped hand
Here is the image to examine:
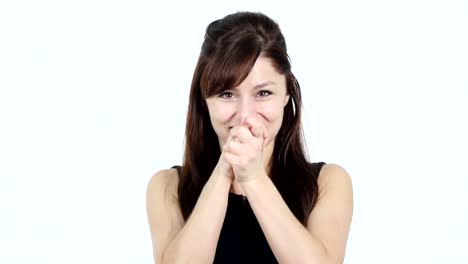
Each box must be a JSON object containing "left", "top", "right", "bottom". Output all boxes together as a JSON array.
[{"left": 222, "top": 121, "right": 268, "bottom": 183}]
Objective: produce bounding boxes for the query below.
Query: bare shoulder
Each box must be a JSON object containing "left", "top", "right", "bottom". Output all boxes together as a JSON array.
[
  {"left": 146, "top": 168, "right": 182, "bottom": 221},
  {"left": 307, "top": 163, "right": 353, "bottom": 263},
  {"left": 146, "top": 168, "right": 183, "bottom": 262},
  {"left": 317, "top": 163, "right": 353, "bottom": 198},
  {"left": 146, "top": 168, "right": 179, "bottom": 201}
]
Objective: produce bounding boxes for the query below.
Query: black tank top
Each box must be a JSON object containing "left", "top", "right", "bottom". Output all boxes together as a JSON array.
[{"left": 173, "top": 162, "right": 326, "bottom": 263}]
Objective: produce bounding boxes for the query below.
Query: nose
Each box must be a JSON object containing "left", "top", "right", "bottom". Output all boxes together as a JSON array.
[{"left": 236, "top": 98, "right": 256, "bottom": 125}]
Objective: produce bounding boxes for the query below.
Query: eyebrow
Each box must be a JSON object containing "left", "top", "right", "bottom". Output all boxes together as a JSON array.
[{"left": 253, "top": 81, "right": 276, "bottom": 89}]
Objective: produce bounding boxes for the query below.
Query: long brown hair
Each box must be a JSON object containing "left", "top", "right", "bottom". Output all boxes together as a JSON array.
[{"left": 178, "top": 11, "right": 318, "bottom": 226}]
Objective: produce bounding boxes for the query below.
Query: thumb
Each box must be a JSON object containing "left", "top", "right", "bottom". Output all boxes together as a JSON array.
[{"left": 250, "top": 125, "right": 263, "bottom": 139}]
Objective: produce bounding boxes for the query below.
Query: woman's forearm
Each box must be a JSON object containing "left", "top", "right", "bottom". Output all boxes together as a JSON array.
[
  {"left": 162, "top": 172, "right": 231, "bottom": 264},
  {"left": 241, "top": 174, "right": 329, "bottom": 264}
]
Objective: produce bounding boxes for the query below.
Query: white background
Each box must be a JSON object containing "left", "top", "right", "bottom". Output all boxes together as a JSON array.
[{"left": 1, "top": 0, "right": 467, "bottom": 263}]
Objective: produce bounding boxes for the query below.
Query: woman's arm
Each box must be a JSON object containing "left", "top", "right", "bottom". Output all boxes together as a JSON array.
[
  {"left": 146, "top": 167, "right": 232, "bottom": 264},
  {"left": 240, "top": 163, "right": 353, "bottom": 264}
]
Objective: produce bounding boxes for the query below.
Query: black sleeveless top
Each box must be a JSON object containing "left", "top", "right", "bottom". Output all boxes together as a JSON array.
[{"left": 173, "top": 162, "right": 326, "bottom": 263}]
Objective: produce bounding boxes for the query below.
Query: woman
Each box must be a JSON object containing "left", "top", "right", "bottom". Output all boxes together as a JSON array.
[{"left": 146, "top": 11, "right": 353, "bottom": 263}]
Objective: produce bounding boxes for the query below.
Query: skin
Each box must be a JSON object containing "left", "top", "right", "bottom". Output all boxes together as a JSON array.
[
  {"left": 146, "top": 55, "right": 353, "bottom": 263},
  {"left": 205, "top": 56, "right": 290, "bottom": 194}
]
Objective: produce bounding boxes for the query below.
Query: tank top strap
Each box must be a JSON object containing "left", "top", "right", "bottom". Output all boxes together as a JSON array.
[
  {"left": 171, "top": 165, "right": 182, "bottom": 177},
  {"left": 310, "top": 162, "right": 326, "bottom": 176}
]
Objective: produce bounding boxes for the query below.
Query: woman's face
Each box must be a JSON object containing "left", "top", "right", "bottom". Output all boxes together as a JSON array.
[{"left": 205, "top": 56, "right": 290, "bottom": 149}]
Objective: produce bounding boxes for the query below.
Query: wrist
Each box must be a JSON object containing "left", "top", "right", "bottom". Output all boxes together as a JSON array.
[
  {"left": 210, "top": 168, "right": 233, "bottom": 191},
  {"left": 237, "top": 170, "right": 268, "bottom": 188}
]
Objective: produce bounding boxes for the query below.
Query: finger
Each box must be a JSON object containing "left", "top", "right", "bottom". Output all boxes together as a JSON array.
[
  {"left": 223, "top": 132, "right": 237, "bottom": 151},
  {"left": 231, "top": 126, "right": 251, "bottom": 143},
  {"left": 224, "top": 152, "right": 241, "bottom": 166},
  {"left": 244, "top": 117, "right": 264, "bottom": 138},
  {"left": 224, "top": 134, "right": 232, "bottom": 146},
  {"left": 244, "top": 117, "right": 261, "bottom": 129},
  {"left": 262, "top": 126, "right": 269, "bottom": 148},
  {"left": 224, "top": 140, "right": 243, "bottom": 155},
  {"left": 229, "top": 126, "right": 241, "bottom": 140},
  {"left": 250, "top": 125, "right": 263, "bottom": 139}
]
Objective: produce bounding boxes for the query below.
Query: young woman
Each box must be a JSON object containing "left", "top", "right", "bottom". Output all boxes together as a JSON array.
[{"left": 146, "top": 11, "right": 353, "bottom": 263}]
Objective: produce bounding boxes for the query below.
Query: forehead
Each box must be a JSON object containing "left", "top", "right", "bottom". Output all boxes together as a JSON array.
[{"left": 234, "top": 57, "right": 286, "bottom": 90}]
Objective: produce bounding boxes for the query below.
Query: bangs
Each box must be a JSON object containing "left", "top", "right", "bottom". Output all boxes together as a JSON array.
[{"left": 200, "top": 34, "right": 262, "bottom": 98}]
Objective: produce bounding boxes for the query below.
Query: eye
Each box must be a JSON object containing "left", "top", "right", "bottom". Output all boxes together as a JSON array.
[
  {"left": 218, "top": 92, "right": 233, "bottom": 98},
  {"left": 258, "top": 90, "right": 272, "bottom": 97}
]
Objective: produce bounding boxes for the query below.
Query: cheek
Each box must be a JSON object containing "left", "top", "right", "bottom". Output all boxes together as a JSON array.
[
  {"left": 207, "top": 103, "right": 235, "bottom": 142},
  {"left": 260, "top": 102, "right": 285, "bottom": 123},
  {"left": 209, "top": 104, "right": 234, "bottom": 124},
  {"left": 260, "top": 102, "right": 285, "bottom": 135}
]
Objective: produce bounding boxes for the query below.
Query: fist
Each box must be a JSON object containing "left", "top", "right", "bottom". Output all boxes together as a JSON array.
[{"left": 223, "top": 120, "right": 268, "bottom": 182}]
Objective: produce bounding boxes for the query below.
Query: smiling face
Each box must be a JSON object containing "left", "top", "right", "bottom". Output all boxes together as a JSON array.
[{"left": 205, "top": 56, "right": 290, "bottom": 150}]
